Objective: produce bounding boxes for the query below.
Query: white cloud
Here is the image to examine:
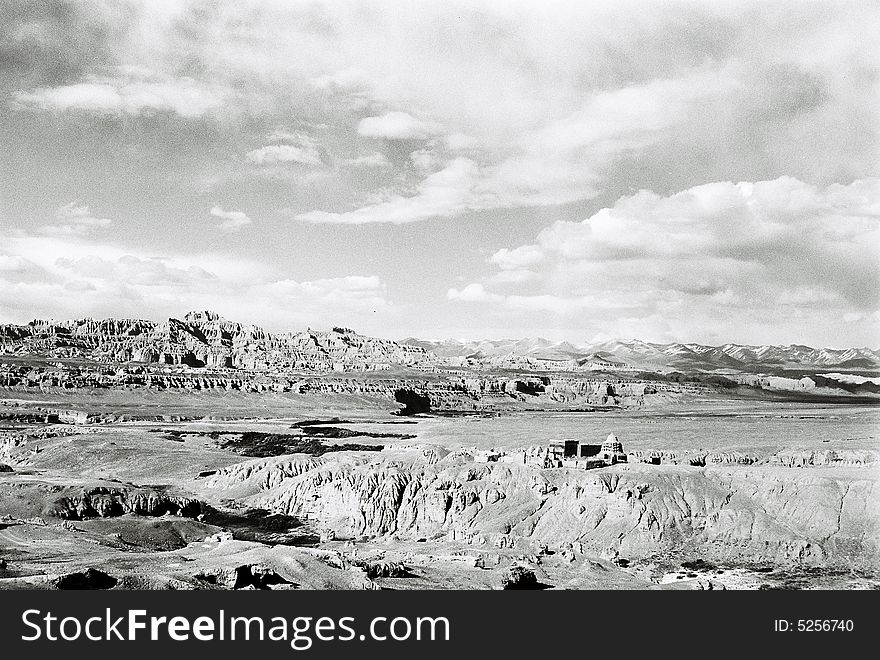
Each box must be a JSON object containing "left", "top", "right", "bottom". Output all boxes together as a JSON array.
[
  {"left": 297, "top": 158, "right": 480, "bottom": 225},
  {"left": 343, "top": 152, "right": 390, "bottom": 168},
  {"left": 358, "top": 111, "right": 440, "bottom": 140},
  {"left": 503, "top": 294, "right": 631, "bottom": 315},
  {"left": 39, "top": 202, "right": 112, "bottom": 237},
  {"left": 410, "top": 148, "right": 441, "bottom": 173},
  {"left": 490, "top": 245, "right": 544, "bottom": 270},
  {"left": 3, "top": 1, "right": 879, "bottom": 345},
  {"left": 250, "top": 276, "right": 388, "bottom": 312},
  {"left": 0, "top": 234, "right": 391, "bottom": 332},
  {"left": 447, "top": 283, "right": 502, "bottom": 303},
  {"left": 523, "top": 177, "right": 879, "bottom": 277},
  {"left": 13, "top": 70, "right": 229, "bottom": 117},
  {"left": 460, "top": 69, "right": 743, "bottom": 211},
  {"left": 310, "top": 67, "right": 372, "bottom": 91},
  {"left": 297, "top": 69, "right": 746, "bottom": 224},
  {"left": 449, "top": 177, "right": 880, "bottom": 345},
  {"left": 56, "top": 254, "right": 217, "bottom": 287},
  {"left": 0, "top": 255, "right": 30, "bottom": 273},
  {"left": 445, "top": 133, "right": 479, "bottom": 151},
  {"left": 209, "top": 206, "right": 253, "bottom": 231},
  {"left": 245, "top": 144, "right": 322, "bottom": 166},
  {"left": 266, "top": 129, "right": 316, "bottom": 143}
]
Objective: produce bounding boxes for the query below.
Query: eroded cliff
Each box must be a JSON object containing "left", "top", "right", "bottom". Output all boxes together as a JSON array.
[{"left": 201, "top": 448, "right": 880, "bottom": 570}]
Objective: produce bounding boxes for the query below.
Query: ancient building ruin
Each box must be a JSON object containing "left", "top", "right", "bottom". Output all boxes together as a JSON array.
[{"left": 538, "top": 433, "right": 628, "bottom": 469}]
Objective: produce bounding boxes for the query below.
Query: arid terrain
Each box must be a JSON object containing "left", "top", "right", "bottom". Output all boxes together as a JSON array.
[{"left": 0, "top": 312, "right": 877, "bottom": 590}]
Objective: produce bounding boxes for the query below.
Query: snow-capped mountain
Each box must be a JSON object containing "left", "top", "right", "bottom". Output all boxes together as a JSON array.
[{"left": 401, "top": 337, "right": 880, "bottom": 371}]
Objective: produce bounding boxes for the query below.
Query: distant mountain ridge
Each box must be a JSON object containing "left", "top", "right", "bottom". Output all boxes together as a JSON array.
[
  {"left": 0, "top": 310, "right": 430, "bottom": 372},
  {"left": 0, "top": 311, "right": 876, "bottom": 372},
  {"left": 401, "top": 337, "right": 880, "bottom": 371}
]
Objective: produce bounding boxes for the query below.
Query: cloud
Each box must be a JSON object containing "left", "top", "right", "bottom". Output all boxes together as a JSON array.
[
  {"left": 358, "top": 111, "right": 440, "bottom": 140},
  {"left": 297, "top": 158, "right": 480, "bottom": 225},
  {"left": 55, "top": 254, "right": 217, "bottom": 287},
  {"left": 0, "top": 234, "right": 391, "bottom": 332},
  {"left": 445, "top": 133, "right": 479, "bottom": 151},
  {"left": 245, "top": 145, "right": 322, "bottom": 166},
  {"left": 268, "top": 3, "right": 876, "bottom": 226},
  {"left": 13, "top": 69, "right": 229, "bottom": 117},
  {"left": 0, "top": 255, "right": 31, "bottom": 273},
  {"left": 447, "top": 283, "right": 502, "bottom": 303},
  {"left": 209, "top": 206, "right": 253, "bottom": 231},
  {"left": 39, "top": 202, "right": 112, "bottom": 237},
  {"left": 449, "top": 177, "right": 880, "bottom": 344},
  {"left": 410, "top": 149, "right": 442, "bottom": 173},
  {"left": 521, "top": 177, "right": 879, "bottom": 283},
  {"left": 343, "top": 152, "right": 391, "bottom": 168},
  {"left": 490, "top": 245, "right": 544, "bottom": 270},
  {"left": 503, "top": 294, "right": 631, "bottom": 316},
  {"left": 266, "top": 129, "right": 317, "bottom": 143},
  {"left": 8, "top": 4, "right": 877, "bottom": 219},
  {"left": 310, "top": 67, "right": 372, "bottom": 91},
  {"left": 250, "top": 275, "right": 388, "bottom": 312},
  {"left": 297, "top": 69, "right": 745, "bottom": 224},
  {"left": 2, "top": 2, "right": 878, "bottom": 344}
]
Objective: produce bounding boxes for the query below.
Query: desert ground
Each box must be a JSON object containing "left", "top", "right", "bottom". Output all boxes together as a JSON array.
[{"left": 1, "top": 386, "right": 877, "bottom": 591}]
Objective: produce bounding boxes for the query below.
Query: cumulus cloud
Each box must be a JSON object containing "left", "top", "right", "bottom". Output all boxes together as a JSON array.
[
  {"left": 490, "top": 245, "right": 545, "bottom": 270},
  {"left": 357, "top": 111, "right": 441, "bottom": 140},
  {"left": 245, "top": 145, "right": 322, "bottom": 166},
  {"left": 449, "top": 177, "right": 880, "bottom": 345},
  {"left": 447, "top": 283, "right": 502, "bottom": 303},
  {"left": 520, "top": 177, "right": 879, "bottom": 289},
  {"left": 445, "top": 133, "right": 479, "bottom": 151},
  {"left": 39, "top": 203, "right": 112, "bottom": 237},
  {"left": 13, "top": 69, "right": 229, "bottom": 117},
  {"left": 2, "top": 2, "right": 878, "bottom": 344},
  {"left": 310, "top": 67, "right": 373, "bottom": 91},
  {"left": 243, "top": 129, "right": 323, "bottom": 167},
  {"left": 250, "top": 276, "right": 388, "bottom": 312},
  {"left": 266, "top": 129, "right": 317, "bottom": 143},
  {"left": 297, "top": 158, "right": 480, "bottom": 225},
  {"left": 343, "top": 152, "right": 391, "bottom": 168},
  {"left": 55, "top": 254, "right": 217, "bottom": 287},
  {"left": 260, "top": 3, "right": 876, "bottom": 226},
  {"left": 209, "top": 206, "right": 253, "bottom": 232},
  {"left": 0, "top": 255, "right": 31, "bottom": 273},
  {"left": 0, "top": 234, "right": 391, "bottom": 332},
  {"left": 475, "top": 69, "right": 742, "bottom": 208},
  {"left": 297, "top": 69, "right": 745, "bottom": 224}
]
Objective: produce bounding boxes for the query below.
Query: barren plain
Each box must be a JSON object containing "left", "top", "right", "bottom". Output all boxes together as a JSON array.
[{"left": 0, "top": 313, "right": 877, "bottom": 590}]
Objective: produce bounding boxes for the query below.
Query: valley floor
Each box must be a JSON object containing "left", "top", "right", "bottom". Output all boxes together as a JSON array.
[{"left": 0, "top": 390, "right": 877, "bottom": 591}]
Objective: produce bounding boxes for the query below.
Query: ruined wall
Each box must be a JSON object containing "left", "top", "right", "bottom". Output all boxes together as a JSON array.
[{"left": 204, "top": 450, "right": 880, "bottom": 570}]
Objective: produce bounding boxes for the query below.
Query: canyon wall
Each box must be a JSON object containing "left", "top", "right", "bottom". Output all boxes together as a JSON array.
[
  {"left": 202, "top": 448, "right": 880, "bottom": 570},
  {"left": 0, "top": 312, "right": 431, "bottom": 371}
]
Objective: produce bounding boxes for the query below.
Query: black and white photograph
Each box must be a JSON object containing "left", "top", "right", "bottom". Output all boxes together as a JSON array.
[{"left": 0, "top": 0, "right": 877, "bottom": 618}]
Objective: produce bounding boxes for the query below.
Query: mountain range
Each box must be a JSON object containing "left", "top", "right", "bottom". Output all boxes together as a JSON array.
[
  {"left": 0, "top": 311, "right": 876, "bottom": 373},
  {"left": 0, "top": 310, "right": 428, "bottom": 371},
  {"left": 401, "top": 337, "right": 880, "bottom": 371}
]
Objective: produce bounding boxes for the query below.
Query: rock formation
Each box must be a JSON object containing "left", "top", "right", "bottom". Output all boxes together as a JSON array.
[
  {"left": 407, "top": 337, "right": 880, "bottom": 371},
  {"left": 0, "top": 311, "right": 432, "bottom": 372},
  {"left": 202, "top": 448, "right": 880, "bottom": 571},
  {"left": 46, "top": 485, "right": 204, "bottom": 520}
]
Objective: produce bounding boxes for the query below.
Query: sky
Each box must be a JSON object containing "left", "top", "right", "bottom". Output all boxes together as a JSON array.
[{"left": 0, "top": 0, "right": 878, "bottom": 347}]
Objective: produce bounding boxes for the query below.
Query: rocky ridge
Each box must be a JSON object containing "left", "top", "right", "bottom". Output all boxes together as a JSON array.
[
  {"left": 200, "top": 447, "right": 880, "bottom": 571},
  {"left": 0, "top": 310, "right": 430, "bottom": 371},
  {"left": 0, "top": 367, "right": 703, "bottom": 413},
  {"left": 3, "top": 312, "right": 877, "bottom": 376},
  {"left": 406, "top": 337, "right": 880, "bottom": 372}
]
